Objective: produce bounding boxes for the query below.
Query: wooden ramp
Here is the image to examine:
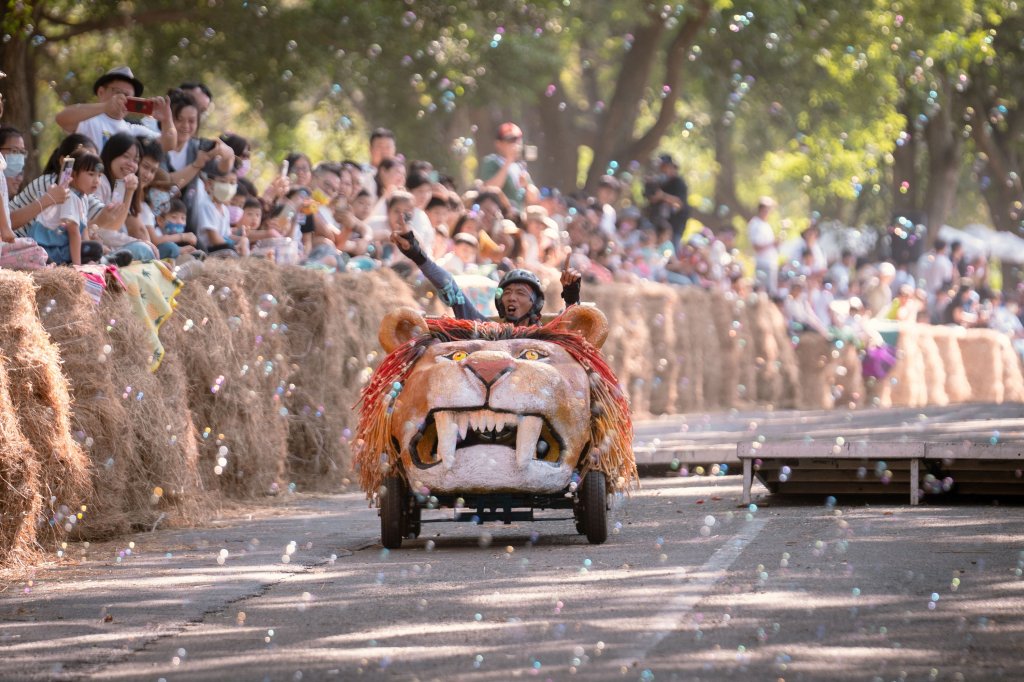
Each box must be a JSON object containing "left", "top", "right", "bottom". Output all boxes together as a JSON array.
[{"left": 738, "top": 441, "right": 1024, "bottom": 505}]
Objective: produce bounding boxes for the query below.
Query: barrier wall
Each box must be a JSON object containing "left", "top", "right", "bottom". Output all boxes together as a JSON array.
[{"left": 0, "top": 265, "right": 1021, "bottom": 565}]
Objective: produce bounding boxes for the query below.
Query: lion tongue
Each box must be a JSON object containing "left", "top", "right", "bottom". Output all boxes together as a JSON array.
[
  {"left": 515, "top": 416, "right": 543, "bottom": 470},
  {"left": 436, "top": 411, "right": 458, "bottom": 471}
]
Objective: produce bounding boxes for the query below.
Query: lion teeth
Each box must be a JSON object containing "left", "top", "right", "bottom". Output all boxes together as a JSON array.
[
  {"left": 456, "top": 413, "right": 469, "bottom": 441},
  {"left": 435, "top": 411, "right": 458, "bottom": 471},
  {"left": 515, "top": 416, "right": 543, "bottom": 470}
]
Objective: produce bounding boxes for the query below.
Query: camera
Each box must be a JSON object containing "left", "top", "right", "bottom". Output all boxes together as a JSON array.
[
  {"left": 197, "top": 138, "right": 217, "bottom": 153},
  {"left": 403, "top": 211, "right": 413, "bottom": 225},
  {"left": 125, "top": 97, "right": 154, "bottom": 116}
]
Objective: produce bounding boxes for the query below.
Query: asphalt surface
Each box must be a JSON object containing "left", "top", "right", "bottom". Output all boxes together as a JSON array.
[{"left": 2, "top": 404, "right": 1024, "bottom": 682}]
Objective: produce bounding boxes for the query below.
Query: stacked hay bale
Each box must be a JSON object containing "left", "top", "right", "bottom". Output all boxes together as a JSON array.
[
  {"left": 793, "top": 332, "right": 835, "bottom": 410},
  {"left": 164, "top": 260, "right": 290, "bottom": 497},
  {"left": 0, "top": 271, "right": 91, "bottom": 560},
  {"left": 932, "top": 325, "right": 970, "bottom": 403},
  {"left": 959, "top": 328, "right": 1006, "bottom": 403},
  {"left": 641, "top": 284, "right": 680, "bottom": 414},
  {"left": 0, "top": 355, "right": 40, "bottom": 566},
  {"left": 918, "top": 328, "right": 949, "bottom": 406},
  {"left": 890, "top": 324, "right": 929, "bottom": 407},
  {"left": 588, "top": 284, "right": 651, "bottom": 415},
  {"left": 31, "top": 269, "right": 137, "bottom": 537},
  {"left": 831, "top": 341, "right": 864, "bottom": 409}
]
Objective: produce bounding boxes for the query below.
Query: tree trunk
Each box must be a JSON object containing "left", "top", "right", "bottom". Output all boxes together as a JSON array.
[
  {"left": 710, "top": 114, "right": 748, "bottom": 225},
  {"left": 584, "top": 2, "right": 712, "bottom": 192},
  {"left": 921, "top": 87, "right": 963, "bottom": 241},
  {"left": 891, "top": 101, "right": 919, "bottom": 221},
  {"left": 533, "top": 89, "right": 580, "bottom": 191},
  {"left": 0, "top": 36, "right": 41, "bottom": 176},
  {"left": 971, "top": 98, "right": 1023, "bottom": 233}
]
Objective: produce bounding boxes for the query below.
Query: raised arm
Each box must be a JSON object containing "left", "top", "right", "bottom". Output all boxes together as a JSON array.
[{"left": 390, "top": 228, "right": 486, "bottom": 322}]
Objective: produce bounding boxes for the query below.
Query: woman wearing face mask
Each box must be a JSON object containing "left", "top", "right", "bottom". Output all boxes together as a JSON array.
[
  {"left": 0, "top": 126, "right": 27, "bottom": 199},
  {"left": 0, "top": 94, "right": 15, "bottom": 242}
]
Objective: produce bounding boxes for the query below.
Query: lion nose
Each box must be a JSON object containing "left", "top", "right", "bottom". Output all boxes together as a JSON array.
[{"left": 466, "top": 353, "right": 515, "bottom": 387}]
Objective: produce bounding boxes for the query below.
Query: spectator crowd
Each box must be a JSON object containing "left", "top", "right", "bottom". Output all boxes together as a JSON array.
[{"left": 1, "top": 65, "right": 1023, "bottom": 366}]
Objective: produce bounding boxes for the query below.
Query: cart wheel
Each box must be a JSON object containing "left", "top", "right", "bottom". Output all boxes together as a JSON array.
[
  {"left": 380, "top": 476, "right": 407, "bottom": 549},
  {"left": 576, "top": 471, "right": 608, "bottom": 544},
  {"left": 407, "top": 504, "right": 422, "bottom": 539}
]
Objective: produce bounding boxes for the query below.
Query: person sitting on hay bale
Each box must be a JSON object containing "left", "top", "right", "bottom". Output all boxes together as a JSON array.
[{"left": 386, "top": 190, "right": 582, "bottom": 326}]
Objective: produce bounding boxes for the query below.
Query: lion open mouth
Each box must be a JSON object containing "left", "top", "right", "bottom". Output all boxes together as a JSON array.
[{"left": 412, "top": 409, "right": 563, "bottom": 470}]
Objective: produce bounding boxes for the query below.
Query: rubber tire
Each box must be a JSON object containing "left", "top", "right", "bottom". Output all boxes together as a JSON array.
[
  {"left": 577, "top": 471, "right": 608, "bottom": 544},
  {"left": 380, "top": 476, "right": 407, "bottom": 549},
  {"left": 407, "top": 504, "right": 422, "bottom": 539}
]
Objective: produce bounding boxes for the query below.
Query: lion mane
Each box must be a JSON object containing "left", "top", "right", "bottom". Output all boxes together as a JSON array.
[{"left": 354, "top": 310, "right": 636, "bottom": 497}]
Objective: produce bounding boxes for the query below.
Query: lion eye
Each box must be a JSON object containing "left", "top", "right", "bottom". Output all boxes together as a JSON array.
[
  {"left": 520, "top": 349, "right": 545, "bottom": 361},
  {"left": 447, "top": 350, "right": 468, "bottom": 362}
]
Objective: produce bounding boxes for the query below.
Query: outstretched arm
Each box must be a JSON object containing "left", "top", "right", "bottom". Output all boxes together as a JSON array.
[
  {"left": 560, "top": 248, "right": 582, "bottom": 307},
  {"left": 390, "top": 230, "right": 486, "bottom": 322}
]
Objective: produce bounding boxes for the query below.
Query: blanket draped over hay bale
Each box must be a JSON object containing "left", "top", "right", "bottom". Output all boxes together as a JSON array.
[{"left": 3, "top": 263, "right": 1024, "bottom": 567}]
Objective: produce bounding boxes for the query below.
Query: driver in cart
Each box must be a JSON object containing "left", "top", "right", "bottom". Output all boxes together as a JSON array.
[{"left": 386, "top": 191, "right": 582, "bottom": 324}]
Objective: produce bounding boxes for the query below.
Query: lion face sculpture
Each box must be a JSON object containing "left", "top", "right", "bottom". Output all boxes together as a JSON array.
[{"left": 355, "top": 306, "right": 636, "bottom": 497}]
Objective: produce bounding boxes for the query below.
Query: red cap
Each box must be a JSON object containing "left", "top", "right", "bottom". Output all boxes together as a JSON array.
[{"left": 496, "top": 122, "right": 523, "bottom": 140}]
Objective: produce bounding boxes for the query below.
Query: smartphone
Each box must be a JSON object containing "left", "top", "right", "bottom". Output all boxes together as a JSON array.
[
  {"left": 125, "top": 97, "right": 154, "bottom": 116},
  {"left": 524, "top": 145, "right": 538, "bottom": 162},
  {"left": 280, "top": 159, "right": 290, "bottom": 177},
  {"left": 197, "top": 138, "right": 217, "bottom": 153},
  {"left": 110, "top": 179, "right": 126, "bottom": 204},
  {"left": 59, "top": 157, "right": 75, "bottom": 188}
]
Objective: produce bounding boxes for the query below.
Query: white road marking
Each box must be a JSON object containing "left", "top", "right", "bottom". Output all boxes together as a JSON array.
[{"left": 610, "top": 517, "right": 768, "bottom": 666}]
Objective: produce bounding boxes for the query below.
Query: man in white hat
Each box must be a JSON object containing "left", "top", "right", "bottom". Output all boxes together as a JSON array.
[{"left": 55, "top": 66, "right": 175, "bottom": 153}]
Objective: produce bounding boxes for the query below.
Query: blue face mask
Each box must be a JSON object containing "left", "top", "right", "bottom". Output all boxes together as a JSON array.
[
  {"left": 163, "top": 221, "right": 186, "bottom": 235},
  {"left": 3, "top": 153, "right": 25, "bottom": 178}
]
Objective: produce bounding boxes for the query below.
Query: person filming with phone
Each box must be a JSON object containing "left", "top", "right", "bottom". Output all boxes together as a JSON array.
[
  {"left": 479, "top": 122, "right": 538, "bottom": 212},
  {"left": 55, "top": 66, "right": 175, "bottom": 154}
]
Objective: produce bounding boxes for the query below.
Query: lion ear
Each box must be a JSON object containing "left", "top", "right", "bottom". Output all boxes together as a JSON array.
[
  {"left": 379, "top": 307, "right": 428, "bottom": 353},
  {"left": 556, "top": 305, "right": 609, "bottom": 349}
]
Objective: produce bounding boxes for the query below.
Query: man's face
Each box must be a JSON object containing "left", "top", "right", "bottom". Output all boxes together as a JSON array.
[
  {"left": 97, "top": 79, "right": 135, "bottom": 103},
  {"left": 427, "top": 206, "right": 449, "bottom": 229},
  {"left": 370, "top": 137, "right": 396, "bottom": 164},
  {"left": 496, "top": 133, "right": 522, "bottom": 159},
  {"left": 500, "top": 282, "right": 535, "bottom": 321},
  {"left": 315, "top": 172, "right": 342, "bottom": 199}
]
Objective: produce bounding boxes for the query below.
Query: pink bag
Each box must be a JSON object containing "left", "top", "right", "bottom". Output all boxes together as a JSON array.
[{"left": 0, "top": 238, "right": 49, "bottom": 270}]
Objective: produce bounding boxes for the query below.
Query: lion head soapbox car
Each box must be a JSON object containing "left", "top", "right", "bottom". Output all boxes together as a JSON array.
[{"left": 355, "top": 305, "right": 637, "bottom": 548}]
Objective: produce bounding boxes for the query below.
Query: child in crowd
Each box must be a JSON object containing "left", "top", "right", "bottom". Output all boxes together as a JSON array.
[
  {"left": 28, "top": 151, "right": 105, "bottom": 265},
  {"left": 197, "top": 168, "right": 247, "bottom": 256},
  {"left": 149, "top": 197, "right": 198, "bottom": 259}
]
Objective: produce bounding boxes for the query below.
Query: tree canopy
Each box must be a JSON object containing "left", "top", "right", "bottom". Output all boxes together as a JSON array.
[{"left": 1, "top": 0, "right": 1021, "bottom": 239}]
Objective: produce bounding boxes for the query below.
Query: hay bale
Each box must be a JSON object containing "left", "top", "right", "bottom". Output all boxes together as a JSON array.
[
  {"left": 640, "top": 285, "right": 679, "bottom": 414},
  {"left": 958, "top": 329, "right": 1004, "bottom": 403},
  {"left": 0, "top": 270, "right": 91, "bottom": 548},
  {"left": 0, "top": 354, "right": 42, "bottom": 566},
  {"left": 31, "top": 269, "right": 136, "bottom": 538},
  {"left": 674, "top": 287, "right": 714, "bottom": 412},
  {"left": 931, "top": 325, "right": 970, "bottom": 403},
  {"left": 162, "top": 260, "right": 289, "bottom": 497},
  {"left": 999, "top": 335, "right": 1024, "bottom": 403},
  {"left": 750, "top": 296, "right": 798, "bottom": 408},
  {"left": 588, "top": 284, "right": 651, "bottom": 415},
  {"left": 889, "top": 324, "right": 929, "bottom": 407},
  {"left": 793, "top": 332, "right": 835, "bottom": 410},
  {"left": 279, "top": 267, "right": 417, "bottom": 488},
  {"left": 101, "top": 292, "right": 208, "bottom": 525},
  {"left": 830, "top": 342, "right": 864, "bottom": 409},
  {"left": 917, "top": 327, "right": 948, "bottom": 406}
]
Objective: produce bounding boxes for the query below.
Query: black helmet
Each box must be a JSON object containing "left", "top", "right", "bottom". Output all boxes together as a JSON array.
[{"left": 495, "top": 268, "right": 544, "bottom": 322}]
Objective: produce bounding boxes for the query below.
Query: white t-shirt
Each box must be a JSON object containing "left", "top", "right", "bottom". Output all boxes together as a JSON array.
[
  {"left": 747, "top": 216, "right": 776, "bottom": 255},
  {"left": 196, "top": 196, "right": 231, "bottom": 249},
  {"left": 76, "top": 113, "right": 159, "bottom": 152},
  {"left": 0, "top": 157, "right": 9, "bottom": 233},
  {"left": 37, "top": 192, "right": 88, "bottom": 231}
]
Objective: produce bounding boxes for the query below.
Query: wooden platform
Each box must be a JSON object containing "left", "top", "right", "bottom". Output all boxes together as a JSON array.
[{"left": 738, "top": 441, "right": 1024, "bottom": 505}]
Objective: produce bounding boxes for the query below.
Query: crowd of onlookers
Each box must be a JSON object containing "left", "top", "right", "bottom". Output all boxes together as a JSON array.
[{"left": 1, "top": 65, "right": 1022, "bottom": 362}]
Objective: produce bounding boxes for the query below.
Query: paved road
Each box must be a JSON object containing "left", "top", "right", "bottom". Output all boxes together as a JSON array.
[{"left": 2, "top": 405, "right": 1024, "bottom": 681}]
